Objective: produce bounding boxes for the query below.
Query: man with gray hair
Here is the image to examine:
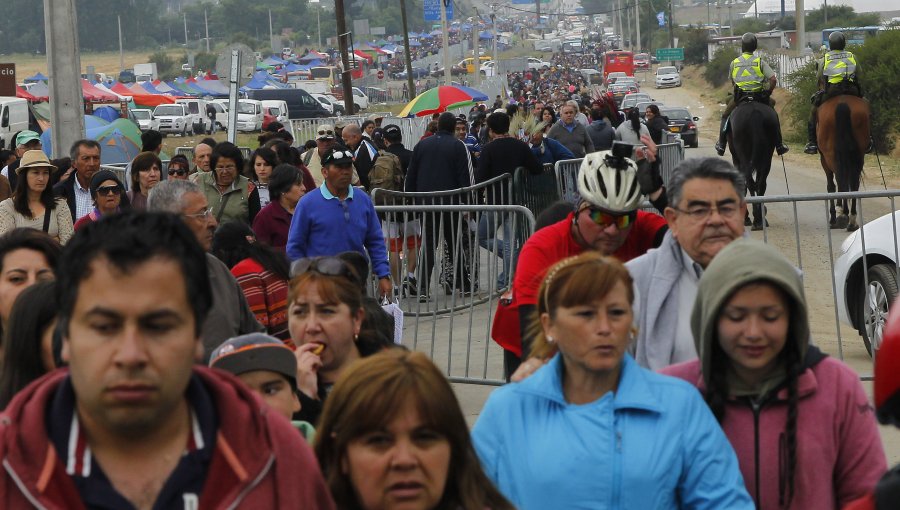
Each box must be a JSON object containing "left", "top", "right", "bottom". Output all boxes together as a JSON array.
[
  {"left": 547, "top": 102, "right": 594, "bottom": 157},
  {"left": 148, "top": 179, "right": 264, "bottom": 358},
  {"left": 626, "top": 157, "right": 747, "bottom": 370}
]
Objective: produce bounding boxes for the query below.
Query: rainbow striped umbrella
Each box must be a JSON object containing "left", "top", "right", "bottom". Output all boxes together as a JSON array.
[{"left": 398, "top": 85, "right": 489, "bottom": 117}]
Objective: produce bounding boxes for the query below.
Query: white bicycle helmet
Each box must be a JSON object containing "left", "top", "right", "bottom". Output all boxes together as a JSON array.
[{"left": 576, "top": 150, "right": 645, "bottom": 212}]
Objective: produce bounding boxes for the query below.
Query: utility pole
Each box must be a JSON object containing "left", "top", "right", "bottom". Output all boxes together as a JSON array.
[
  {"left": 117, "top": 15, "right": 124, "bottom": 72},
  {"left": 728, "top": 1, "right": 733, "bottom": 36},
  {"left": 795, "top": 0, "right": 805, "bottom": 50},
  {"left": 473, "top": 8, "right": 480, "bottom": 88},
  {"left": 492, "top": 13, "right": 498, "bottom": 69},
  {"left": 399, "top": 0, "right": 416, "bottom": 99},
  {"left": 335, "top": 0, "right": 355, "bottom": 114},
  {"left": 309, "top": 0, "right": 322, "bottom": 48},
  {"left": 440, "top": 0, "right": 451, "bottom": 85},
  {"left": 668, "top": 0, "right": 675, "bottom": 49},
  {"left": 635, "top": 0, "right": 641, "bottom": 51},
  {"left": 204, "top": 9, "right": 210, "bottom": 52},
  {"left": 183, "top": 12, "right": 188, "bottom": 46},
  {"left": 268, "top": 8, "right": 273, "bottom": 53},
  {"left": 43, "top": 0, "right": 85, "bottom": 159}
]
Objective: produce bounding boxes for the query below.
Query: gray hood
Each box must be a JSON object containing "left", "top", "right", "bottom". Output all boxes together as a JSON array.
[{"left": 690, "top": 238, "right": 809, "bottom": 388}]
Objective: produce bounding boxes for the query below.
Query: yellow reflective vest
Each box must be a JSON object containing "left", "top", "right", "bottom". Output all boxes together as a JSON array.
[
  {"left": 731, "top": 53, "right": 765, "bottom": 93},
  {"left": 822, "top": 50, "right": 857, "bottom": 84}
]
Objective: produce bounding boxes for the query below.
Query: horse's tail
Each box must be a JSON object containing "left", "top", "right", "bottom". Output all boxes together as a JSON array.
[
  {"left": 834, "top": 101, "right": 863, "bottom": 192},
  {"left": 750, "top": 104, "right": 774, "bottom": 180}
]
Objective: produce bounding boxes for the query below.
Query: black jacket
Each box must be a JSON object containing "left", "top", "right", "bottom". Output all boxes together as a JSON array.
[
  {"left": 352, "top": 139, "right": 378, "bottom": 190},
  {"left": 405, "top": 131, "right": 473, "bottom": 201},
  {"left": 52, "top": 175, "right": 84, "bottom": 223},
  {"left": 476, "top": 137, "right": 541, "bottom": 204},
  {"left": 385, "top": 143, "right": 413, "bottom": 175},
  {"left": 646, "top": 116, "right": 669, "bottom": 145}
]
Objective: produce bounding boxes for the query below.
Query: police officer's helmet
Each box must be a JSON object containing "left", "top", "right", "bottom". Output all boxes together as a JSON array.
[
  {"left": 828, "top": 31, "right": 846, "bottom": 51},
  {"left": 741, "top": 33, "right": 757, "bottom": 53}
]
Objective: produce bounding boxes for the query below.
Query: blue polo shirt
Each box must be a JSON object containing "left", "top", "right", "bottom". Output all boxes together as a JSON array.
[{"left": 286, "top": 183, "right": 391, "bottom": 278}]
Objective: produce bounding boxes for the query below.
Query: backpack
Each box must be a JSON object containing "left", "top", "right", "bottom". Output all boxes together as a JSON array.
[{"left": 368, "top": 150, "right": 403, "bottom": 205}]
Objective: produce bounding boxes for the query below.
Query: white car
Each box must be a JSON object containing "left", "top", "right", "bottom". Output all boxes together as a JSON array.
[
  {"left": 131, "top": 109, "right": 158, "bottom": 133},
  {"left": 834, "top": 211, "right": 900, "bottom": 355},
  {"left": 480, "top": 60, "right": 497, "bottom": 77},
  {"left": 352, "top": 87, "right": 369, "bottom": 111},
  {"left": 527, "top": 57, "right": 551, "bottom": 70},
  {"left": 311, "top": 93, "right": 334, "bottom": 114},
  {"left": 655, "top": 66, "right": 682, "bottom": 88},
  {"left": 153, "top": 103, "right": 193, "bottom": 136}
]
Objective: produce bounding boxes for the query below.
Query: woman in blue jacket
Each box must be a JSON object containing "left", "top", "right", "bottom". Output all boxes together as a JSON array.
[{"left": 472, "top": 252, "right": 755, "bottom": 510}]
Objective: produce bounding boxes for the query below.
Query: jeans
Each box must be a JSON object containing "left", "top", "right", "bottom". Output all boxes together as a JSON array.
[{"left": 478, "top": 211, "right": 512, "bottom": 286}]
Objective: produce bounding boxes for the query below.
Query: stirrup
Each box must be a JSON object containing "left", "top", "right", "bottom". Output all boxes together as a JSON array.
[
  {"left": 715, "top": 141, "right": 726, "bottom": 156},
  {"left": 776, "top": 144, "right": 789, "bottom": 156},
  {"left": 803, "top": 143, "right": 818, "bottom": 155}
]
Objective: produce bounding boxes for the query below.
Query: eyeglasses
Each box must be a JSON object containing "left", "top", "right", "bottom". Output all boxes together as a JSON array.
[
  {"left": 317, "top": 129, "right": 335, "bottom": 136},
  {"left": 587, "top": 208, "right": 637, "bottom": 230},
  {"left": 215, "top": 164, "right": 237, "bottom": 172},
  {"left": 96, "top": 184, "right": 122, "bottom": 196},
  {"left": 168, "top": 167, "right": 187, "bottom": 176},
  {"left": 184, "top": 207, "right": 214, "bottom": 221},
  {"left": 673, "top": 203, "right": 741, "bottom": 222},
  {"left": 290, "top": 256, "right": 357, "bottom": 281}
]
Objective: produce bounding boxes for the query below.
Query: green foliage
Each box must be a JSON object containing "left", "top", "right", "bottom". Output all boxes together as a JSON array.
[
  {"left": 782, "top": 60, "right": 818, "bottom": 141},
  {"left": 805, "top": 6, "right": 881, "bottom": 32},
  {"left": 193, "top": 52, "right": 218, "bottom": 74},
  {"left": 149, "top": 51, "right": 179, "bottom": 81},
  {"left": 732, "top": 18, "right": 770, "bottom": 36},
  {"left": 679, "top": 27, "right": 710, "bottom": 65},
  {"left": 704, "top": 46, "right": 738, "bottom": 88},
  {"left": 782, "top": 31, "right": 900, "bottom": 152}
]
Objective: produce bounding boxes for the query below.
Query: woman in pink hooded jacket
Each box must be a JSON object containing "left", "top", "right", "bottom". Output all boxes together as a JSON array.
[{"left": 662, "top": 238, "right": 886, "bottom": 509}]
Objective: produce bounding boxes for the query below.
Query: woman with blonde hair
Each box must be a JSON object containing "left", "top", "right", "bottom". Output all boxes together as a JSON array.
[
  {"left": 473, "top": 251, "right": 754, "bottom": 509},
  {"left": 315, "top": 350, "right": 514, "bottom": 510}
]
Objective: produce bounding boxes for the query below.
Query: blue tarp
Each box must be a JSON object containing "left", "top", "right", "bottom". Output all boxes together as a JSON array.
[
  {"left": 92, "top": 106, "right": 120, "bottom": 123},
  {"left": 241, "top": 71, "right": 284, "bottom": 90},
  {"left": 263, "top": 56, "right": 287, "bottom": 66},
  {"left": 24, "top": 72, "right": 48, "bottom": 83},
  {"left": 408, "top": 40, "right": 422, "bottom": 47},
  {"left": 479, "top": 31, "right": 494, "bottom": 40}
]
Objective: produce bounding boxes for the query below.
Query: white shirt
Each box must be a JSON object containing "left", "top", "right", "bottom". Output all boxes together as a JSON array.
[
  {"left": 74, "top": 175, "right": 93, "bottom": 220},
  {"left": 673, "top": 248, "right": 702, "bottom": 364}
]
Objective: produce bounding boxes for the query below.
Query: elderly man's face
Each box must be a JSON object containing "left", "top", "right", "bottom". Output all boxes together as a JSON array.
[
  {"left": 664, "top": 178, "right": 746, "bottom": 268},
  {"left": 193, "top": 144, "right": 212, "bottom": 172},
  {"left": 74, "top": 145, "right": 101, "bottom": 183},
  {"left": 342, "top": 130, "right": 361, "bottom": 149},
  {"left": 317, "top": 137, "right": 336, "bottom": 156},
  {"left": 560, "top": 106, "right": 576, "bottom": 124}
]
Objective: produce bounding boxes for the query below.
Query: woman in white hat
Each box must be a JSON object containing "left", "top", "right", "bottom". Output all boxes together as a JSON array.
[{"left": 0, "top": 150, "right": 74, "bottom": 244}]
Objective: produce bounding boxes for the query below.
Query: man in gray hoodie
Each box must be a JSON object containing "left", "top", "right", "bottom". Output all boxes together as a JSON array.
[{"left": 586, "top": 108, "right": 616, "bottom": 151}]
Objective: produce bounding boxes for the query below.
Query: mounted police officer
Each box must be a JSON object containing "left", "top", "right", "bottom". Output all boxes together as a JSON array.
[
  {"left": 715, "top": 33, "right": 789, "bottom": 157},
  {"left": 804, "top": 31, "right": 863, "bottom": 155}
]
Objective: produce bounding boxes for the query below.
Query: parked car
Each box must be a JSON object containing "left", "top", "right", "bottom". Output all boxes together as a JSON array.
[
  {"left": 261, "top": 100, "right": 289, "bottom": 130},
  {"left": 244, "top": 88, "right": 330, "bottom": 119},
  {"left": 634, "top": 53, "right": 651, "bottom": 71},
  {"left": 659, "top": 106, "right": 700, "bottom": 148},
  {"left": 175, "top": 98, "right": 212, "bottom": 135},
  {"left": 655, "top": 66, "right": 682, "bottom": 88},
  {"left": 620, "top": 93, "right": 652, "bottom": 115},
  {"left": 527, "top": 57, "right": 552, "bottom": 70},
  {"left": 153, "top": 103, "right": 193, "bottom": 136},
  {"left": 480, "top": 60, "right": 497, "bottom": 77},
  {"left": 207, "top": 101, "right": 228, "bottom": 131},
  {"left": 834, "top": 211, "right": 900, "bottom": 356},
  {"left": 365, "top": 87, "right": 390, "bottom": 104},
  {"left": 608, "top": 83, "right": 631, "bottom": 106},
  {"left": 131, "top": 109, "right": 159, "bottom": 133},
  {"left": 395, "top": 66, "right": 430, "bottom": 80},
  {"left": 236, "top": 99, "right": 263, "bottom": 132},
  {"left": 311, "top": 93, "right": 334, "bottom": 115},
  {"left": 615, "top": 77, "right": 640, "bottom": 93},
  {"left": 323, "top": 94, "right": 346, "bottom": 115},
  {"left": 351, "top": 87, "right": 369, "bottom": 111}
]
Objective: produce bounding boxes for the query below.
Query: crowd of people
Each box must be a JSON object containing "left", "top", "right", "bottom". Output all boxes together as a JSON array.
[{"left": 0, "top": 41, "right": 893, "bottom": 505}]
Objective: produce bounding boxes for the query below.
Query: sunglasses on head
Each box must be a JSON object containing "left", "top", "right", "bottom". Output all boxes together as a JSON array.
[
  {"left": 318, "top": 129, "right": 335, "bottom": 137},
  {"left": 290, "top": 256, "right": 358, "bottom": 282},
  {"left": 323, "top": 150, "right": 354, "bottom": 164},
  {"left": 586, "top": 208, "right": 637, "bottom": 229},
  {"left": 96, "top": 184, "right": 122, "bottom": 196}
]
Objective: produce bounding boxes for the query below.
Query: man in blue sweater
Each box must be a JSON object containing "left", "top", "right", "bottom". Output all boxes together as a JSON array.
[{"left": 286, "top": 146, "right": 393, "bottom": 298}]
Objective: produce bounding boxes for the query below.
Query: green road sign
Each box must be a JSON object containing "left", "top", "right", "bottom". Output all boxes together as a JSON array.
[{"left": 655, "top": 48, "right": 685, "bottom": 61}]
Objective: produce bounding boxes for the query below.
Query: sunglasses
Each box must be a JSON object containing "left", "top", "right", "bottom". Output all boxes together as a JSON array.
[
  {"left": 168, "top": 167, "right": 187, "bottom": 176},
  {"left": 586, "top": 208, "right": 637, "bottom": 229},
  {"left": 96, "top": 184, "right": 122, "bottom": 196},
  {"left": 290, "top": 256, "right": 358, "bottom": 282},
  {"left": 323, "top": 150, "right": 354, "bottom": 165},
  {"left": 318, "top": 129, "right": 335, "bottom": 136}
]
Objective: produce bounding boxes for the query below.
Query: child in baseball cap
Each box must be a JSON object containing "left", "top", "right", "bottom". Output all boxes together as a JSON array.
[{"left": 209, "top": 333, "right": 315, "bottom": 441}]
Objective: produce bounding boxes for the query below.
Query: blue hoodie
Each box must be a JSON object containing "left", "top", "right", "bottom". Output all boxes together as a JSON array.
[{"left": 473, "top": 353, "right": 754, "bottom": 509}]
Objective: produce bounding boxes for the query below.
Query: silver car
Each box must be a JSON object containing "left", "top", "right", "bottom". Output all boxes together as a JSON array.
[{"left": 655, "top": 66, "right": 682, "bottom": 89}]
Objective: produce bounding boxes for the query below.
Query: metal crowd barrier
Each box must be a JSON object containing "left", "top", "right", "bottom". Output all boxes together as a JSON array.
[
  {"left": 174, "top": 146, "right": 252, "bottom": 161},
  {"left": 514, "top": 164, "right": 560, "bottom": 218},
  {"left": 744, "top": 189, "right": 900, "bottom": 380},
  {"left": 657, "top": 141, "right": 685, "bottom": 187},
  {"left": 374, "top": 203, "right": 535, "bottom": 386},
  {"left": 101, "top": 159, "right": 172, "bottom": 191},
  {"left": 555, "top": 158, "right": 582, "bottom": 204}
]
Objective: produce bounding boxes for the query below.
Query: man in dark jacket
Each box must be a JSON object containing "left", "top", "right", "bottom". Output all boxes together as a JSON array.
[
  {"left": 0, "top": 212, "right": 335, "bottom": 509},
  {"left": 54, "top": 139, "right": 101, "bottom": 223},
  {"left": 341, "top": 123, "right": 377, "bottom": 190},
  {"left": 405, "top": 112, "right": 474, "bottom": 300},
  {"left": 382, "top": 124, "right": 413, "bottom": 174},
  {"left": 587, "top": 108, "right": 616, "bottom": 151}
]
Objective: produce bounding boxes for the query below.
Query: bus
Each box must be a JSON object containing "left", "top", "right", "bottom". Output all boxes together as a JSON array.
[
  {"left": 310, "top": 66, "right": 340, "bottom": 87},
  {"left": 821, "top": 26, "right": 882, "bottom": 49},
  {"left": 602, "top": 50, "right": 634, "bottom": 83}
]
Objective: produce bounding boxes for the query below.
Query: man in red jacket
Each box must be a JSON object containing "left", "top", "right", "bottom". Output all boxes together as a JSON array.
[{"left": 0, "top": 212, "right": 335, "bottom": 509}]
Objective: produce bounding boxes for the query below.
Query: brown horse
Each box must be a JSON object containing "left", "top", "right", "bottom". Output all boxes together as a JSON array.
[{"left": 817, "top": 94, "right": 869, "bottom": 231}]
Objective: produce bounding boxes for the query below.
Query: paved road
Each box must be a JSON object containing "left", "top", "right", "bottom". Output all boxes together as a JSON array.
[{"left": 410, "top": 75, "right": 900, "bottom": 464}]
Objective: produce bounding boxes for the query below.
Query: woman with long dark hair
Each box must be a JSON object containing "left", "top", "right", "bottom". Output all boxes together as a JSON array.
[
  {"left": 614, "top": 107, "right": 650, "bottom": 145},
  {"left": 0, "top": 151, "right": 73, "bottom": 244},
  {"left": 127, "top": 151, "right": 161, "bottom": 211},
  {"left": 663, "top": 238, "right": 886, "bottom": 509},
  {"left": 246, "top": 147, "right": 278, "bottom": 208},
  {"left": 252, "top": 164, "right": 306, "bottom": 251},
  {"left": 0, "top": 281, "right": 58, "bottom": 409},
  {"left": 212, "top": 221, "right": 291, "bottom": 342}
]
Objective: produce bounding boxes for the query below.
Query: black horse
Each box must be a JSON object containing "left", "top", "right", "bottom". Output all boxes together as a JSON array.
[{"left": 727, "top": 99, "right": 779, "bottom": 230}]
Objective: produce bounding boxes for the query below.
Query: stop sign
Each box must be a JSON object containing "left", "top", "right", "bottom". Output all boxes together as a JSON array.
[{"left": 377, "top": 70, "right": 384, "bottom": 80}]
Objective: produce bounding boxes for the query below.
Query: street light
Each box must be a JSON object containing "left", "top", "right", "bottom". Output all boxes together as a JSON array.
[{"left": 310, "top": 0, "right": 322, "bottom": 48}]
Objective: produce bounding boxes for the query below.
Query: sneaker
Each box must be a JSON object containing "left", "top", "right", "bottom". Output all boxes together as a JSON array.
[
  {"left": 776, "top": 144, "right": 789, "bottom": 156},
  {"left": 403, "top": 276, "right": 418, "bottom": 296},
  {"left": 714, "top": 141, "right": 726, "bottom": 156},
  {"left": 418, "top": 293, "right": 430, "bottom": 303},
  {"left": 803, "top": 143, "right": 818, "bottom": 155}
]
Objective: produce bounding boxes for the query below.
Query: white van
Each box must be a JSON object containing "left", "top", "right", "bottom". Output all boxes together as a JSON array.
[
  {"left": 236, "top": 99, "right": 263, "bottom": 132},
  {"left": 0, "top": 98, "right": 29, "bottom": 150},
  {"left": 261, "top": 100, "right": 289, "bottom": 127},
  {"left": 175, "top": 98, "right": 211, "bottom": 135}
]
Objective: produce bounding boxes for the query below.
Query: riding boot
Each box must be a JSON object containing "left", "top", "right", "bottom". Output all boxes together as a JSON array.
[
  {"left": 804, "top": 121, "right": 818, "bottom": 154},
  {"left": 715, "top": 116, "right": 728, "bottom": 156},
  {"left": 774, "top": 126, "right": 789, "bottom": 156}
]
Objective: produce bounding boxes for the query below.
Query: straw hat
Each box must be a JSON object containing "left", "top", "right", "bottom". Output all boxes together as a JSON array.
[{"left": 16, "top": 150, "right": 58, "bottom": 174}]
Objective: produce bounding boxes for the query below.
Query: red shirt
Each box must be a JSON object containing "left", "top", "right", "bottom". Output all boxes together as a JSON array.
[{"left": 494, "top": 210, "right": 667, "bottom": 356}]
